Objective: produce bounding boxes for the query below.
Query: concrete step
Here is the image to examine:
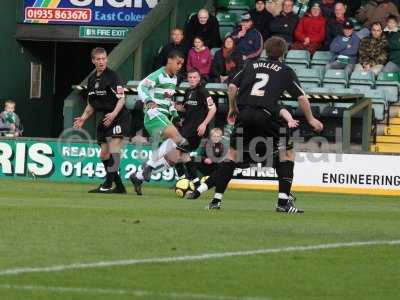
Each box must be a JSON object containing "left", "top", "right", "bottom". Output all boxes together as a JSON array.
[
  {"left": 371, "top": 143, "right": 400, "bottom": 153},
  {"left": 376, "top": 135, "right": 400, "bottom": 143}
]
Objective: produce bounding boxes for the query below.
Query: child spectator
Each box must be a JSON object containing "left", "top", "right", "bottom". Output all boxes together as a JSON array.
[
  {"left": 0, "top": 100, "right": 22, "bottom": 137},
  {"left": 291, "top": 1, "right": 327, "bottom": 54},
  {"left": 382, "top": 15, "right": 400, "bottom": 72},
  {"left": 187, "top": 36, "right": 212, "bottom": 81}
]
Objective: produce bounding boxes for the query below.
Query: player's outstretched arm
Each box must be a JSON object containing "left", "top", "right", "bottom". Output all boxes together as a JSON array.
[
  {"left": 298, "top": 95, "right": 323, "bottom": 132},
  {"left": 74, "top": 102, "right": 94, "bottom": 129},
  {"left": 280, "top": 108, "right": 299, "bottom": 129}
]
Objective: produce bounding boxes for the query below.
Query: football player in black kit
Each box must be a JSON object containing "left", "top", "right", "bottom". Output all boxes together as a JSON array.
[
  {"left": 74, "top": 47, "right": 131, "bottom": 193},
  {"left": 174, "top": 69, "right": 217, "bottom": 187},
  {"left": 187, "top": 37, "right": 323, "bottom": 212}
]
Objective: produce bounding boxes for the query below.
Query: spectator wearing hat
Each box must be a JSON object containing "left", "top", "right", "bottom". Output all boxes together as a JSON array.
[
  {"left": 211, "top": 36, "right": 244, "bottom": 83},
  {"left": 231, "top": 13, "right": 264, "bottom": 61},
  {"left": 324, "top": 2, "right": 348, "bottom": 49},
  {"left": 291, "top": 1, "right": 327, "bottom": 54},
  {"left": 326, "top": 20, "right": 360, "bottom": 74},
  {"left": 185, "top": 8, "right": 222, "bottom": 49},
  {"left": 250, "top": 0, "right": 274, "bottom": 41},
  {"left": 382, "top": 15, "right": 400, "bottom": 72},
  {"left": 355, "top": 22, "right": 388, "bottom": 76},
  {"left": 269, "top": 0, "right": 299, "bottom": 46}
]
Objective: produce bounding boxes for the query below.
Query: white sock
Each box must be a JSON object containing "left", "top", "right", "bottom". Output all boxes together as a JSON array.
[
  {"left": 197, "top": 183, "right": 209, "bottom": 193},
  {"left": 152, "top": 139, "right": 177, "bottom": 161},
  {"left": 192, "top": 178, "right": 200, "bottom": 184},
  {"left": 150, "top": 157, "right": 170, "bottom": 175},
  {"left": 279, "top": 193, "right": 289, "bottom": 199},
  {"left": 136, "top": 170, "right": 144, "bottom": 181},
  {"left": 214, "top": 193, "right": 223, "bottom": 200}
]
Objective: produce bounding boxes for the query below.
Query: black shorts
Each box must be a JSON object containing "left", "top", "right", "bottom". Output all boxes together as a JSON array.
[
  {"left": 97, "top": 109, "right": 131, "bottom": 145},
  {"left": 230, "top": 107, "right": 293, "bottom": 164}
]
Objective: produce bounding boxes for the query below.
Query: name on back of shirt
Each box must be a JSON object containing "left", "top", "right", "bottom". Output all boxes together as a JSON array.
[{"left": 252, "top": 62, "right": 282, "bottom": 72}]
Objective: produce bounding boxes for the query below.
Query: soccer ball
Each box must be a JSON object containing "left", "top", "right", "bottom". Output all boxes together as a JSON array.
[{"left": 175, "top": 178, "right": 194, "bottom": 198}]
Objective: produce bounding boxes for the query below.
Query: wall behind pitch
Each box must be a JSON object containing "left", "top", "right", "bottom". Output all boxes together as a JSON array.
[{"left": 0, "top": 1, "right": 55, "bottom": 138}]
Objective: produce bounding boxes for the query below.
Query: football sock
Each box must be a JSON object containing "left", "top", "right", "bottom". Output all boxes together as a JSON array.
[
  {"left": 174, "top": 162, "right": 186, "bottom": 179},
  {"left": 215, "top": 160, "right": 236, "bottom": 194},
  {"left": 102, "top": 158, "right": 113, "bottom": 188},
  {"left": 108, "top": 153, "right": 121, "bottom": 184},
  {"left": 186, "top": 160, "right": 198, "bottom": 181},
  {"left": 277, "top": 160, "right": 294, "bottom": 204},
  {"left": 214, "top": 193, "right": 223, "bottom": 200},
  {"left": 152, "top": 138, "right": 177, "bottom": 161},
  {"left": 147, "top": 157, "right": 170, "bottom": 175}
]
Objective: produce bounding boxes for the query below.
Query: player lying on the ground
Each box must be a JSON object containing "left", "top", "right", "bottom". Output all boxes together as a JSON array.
[
  {"left": 74, "top": 47, "right": 130, "bottom": 193},
  {"left": 187, "top": 36, "right": 323, "bottom": 212},
  {"left": 129, "top": 51, "right": 193, "bottom": 195},
  {"left": 173, "top": 68, "right": 217, "bottom": 186}
]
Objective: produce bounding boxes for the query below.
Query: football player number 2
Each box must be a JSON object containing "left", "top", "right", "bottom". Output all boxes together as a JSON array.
[
  {"left": 113, "top": 125, "right": 122, "bottom": 135},
  {"left": 250, "top": 73, "right": 269, "bottom": 97}
]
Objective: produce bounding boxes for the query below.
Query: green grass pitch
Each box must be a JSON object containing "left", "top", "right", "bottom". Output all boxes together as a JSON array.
[{"left": 0, "top": 179, "right": 399, "bottom": 300}]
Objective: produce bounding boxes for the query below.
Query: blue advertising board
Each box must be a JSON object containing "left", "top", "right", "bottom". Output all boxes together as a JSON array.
[{"left": 23, "top": 0, "right": 158, "bottom": 27}]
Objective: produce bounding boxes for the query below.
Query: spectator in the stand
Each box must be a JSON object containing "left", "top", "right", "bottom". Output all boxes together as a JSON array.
[
  {"left": 382, "top": 15, "right": 400, "bottom": 72},
  {"left": 355, "top": 22, "right": 388, "bottom": 76},
  {"left": 343, "top": 0, "right": 361, "bottom": 16},
  {"left": 211, "top": 36, "right": 244, "bottom": 83},
  {"left": 187, "top": 36, "right": 212, "bottom": 81},
  {"left": 324, "top": 2, "right": 348, "bottom": 49},
  {"left": 326, "top": 20, "right": 360, "bottom": 74},
  {"left": 269, "top": 0, "right": 299, "bottom": 46},
  {"left": 0, "top": 100, "right": 22, "bottom": 137},
  {"left": 185, "top": 8, "right": 221, "bottom": 49},
  {"left": 266, "top": 0, "right": 284, "bottom": 16},
  {"left": 291, "top": 2, "right": 326, "bottom": 54},
  {"left": 250, "top": 0, "right": 274, "bottom": 41},
  {"left": 355, "top": 0, "right": 400, "bottom": 35},
  {"left": 320, "top": 0, "right": 337, "bottom": 19},
  {"left": 155, "top": 28, "right": 189, "bottom": 70},
  {"left": 231, "top": 13, "right": 264, "bottom": 61}
]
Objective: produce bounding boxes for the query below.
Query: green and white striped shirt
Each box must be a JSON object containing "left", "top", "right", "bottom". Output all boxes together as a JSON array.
[{"left": 138, "top": 67, "right": 177, "bottom": 117}]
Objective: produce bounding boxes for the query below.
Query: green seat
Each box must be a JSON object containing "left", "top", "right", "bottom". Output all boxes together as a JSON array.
[
  {"left": 211, "top": 47, "right": 220, "bottom": 57},
  {"left": 216, "top": 12, "right": 238, "bottom": 24},
  {"left": 323, "top": 69, "right": 348, "bottom": 88},
  {"left": 362, "top": 89, "right": 387, "bottom": 121},
  {"left": 349, "top": 70, "right": 375, "bottom": 89},
  {"left": 219, "top": 24, "right": 235, "bottom": 40},
  {"left": 216, "top": 0, "right": 230, "bottom": 8},
  {"left": 311, "top": 51, "right": 333, "bottom": 70},
  {"left": 227, "top": 8, "right": 250, "bottom": 20},
  {"left": 295, "top": 68, "right": 322, "bottom": 88},
  {"left": 125, "top": 95, "right": 140, "bottom": 110},
  {"left": 285, "top": 50, "right": 310, "bottom": 68},
  {"left": 376, "top": 72, "right": 400, "bottom": 103}
]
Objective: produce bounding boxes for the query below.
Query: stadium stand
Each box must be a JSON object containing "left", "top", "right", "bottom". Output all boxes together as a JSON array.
[
  {"left": 311, "top": 51, "right": 333, "bottom": 70},
  {"left": 322, "top": 69, "right": 348, "bottom": 88},
  {"left": 284, "top": 49, "right": 310, "bottom": 69}
]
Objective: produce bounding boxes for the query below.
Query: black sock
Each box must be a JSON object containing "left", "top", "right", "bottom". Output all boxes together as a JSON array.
[
  {"left": 102, "top": 158, "right": 113, "bottom": 188},
  {"left": 277, "top": 160, "right": 294, "bottom": 202},
  {"left": 175, "top": 162, "right": 186, "bottom": 179},
  {"left": 107, "top": 153, "right": 121, "bottom": 186},
  {"left": 214, "top": 160, "right": 236, "bottom": 194},
  {"left": 186, "top": 161, "right": 198, "bottom": 181}
]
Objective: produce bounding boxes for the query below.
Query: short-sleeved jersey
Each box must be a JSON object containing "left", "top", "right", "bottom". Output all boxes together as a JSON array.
[
  {"left": 230, "top": 58, "right": 305, "bottom": 114},
  {"left": 181, "top": 84, "right": 214, "bottom": 136},
  {"left": 137, "top": 67, "right": 178, "bottom": 117},
  {"left": 87, "top": 68, "right": 124, "bottom": 113}
]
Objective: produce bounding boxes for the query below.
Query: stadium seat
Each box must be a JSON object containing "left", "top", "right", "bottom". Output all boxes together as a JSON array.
[
  {"left": 125, "top": 94, "right": 140, "bottom": 110},
  {"left": 376, "top": 72, "right": 400, "bottom": 104},
  {"left": 284, "top": 50, "right": 310, "bottom": 69},
  {"left": 311, "top": 51, "right": 333, "bottom": 70},
  {"left": 216, "top": 12, "right": 238, "bottom": 25},
  {"left": 219, "top": 24, "right": 235, "bottom": 40},
  {"left": 363, "top": 89, "right": 387, "bottom": 121},
  {"left": 295, "top": 68, "right": 322, "bottom": 88},
  {"left": 323, "top": 69, "right": 348, "bottom": 88},
  {"left": 349, "top": 70, "right": 375, "bottom": 90},
  {"left": 227, "top": 8, "right": 250, "bottom": 20},
  {"left": 211, "top": 47, "right": 220, "bottom": 58}
]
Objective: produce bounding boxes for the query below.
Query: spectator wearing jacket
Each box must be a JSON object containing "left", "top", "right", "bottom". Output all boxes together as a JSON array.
[
  {"left": 266, "top": 0, "right": 284, "bottom": 16},
  {"left": 187, "top": 36, "right": 212, "bottom": 80},
  {"left": 326, "top": 20, "right": 360, "bottom": 74},
  {"left": 324, "top": 2, "right": 348, "bottom": 49},
  {"left": 211, "top": 36, "right": 244, "bottom": 83},
  {"left": 291, "top": 2, "right": 327, "bottom": 54},
  {"left": 250, "top": 0, "right": 274, "bottom": 41},
  {"left": 355, "top": 0, "right": 400, "bottom": 30},
  {"left": 155, "top": 28, "right": 189, "bottom": 69},
  {"left": 185, "top": 8, "right": 222, "bottom": 49},
  {"left": 320, "top": 0, "right": 337, "bottom": 19},
  {"left": 382, "top": 15, "right": 400, "bottom": 72},
  {"left": 231, "top": 13, "right": 264, "bottom": 61},
  {"left": 269, "top": 0, "right": 299, "bottom": 46},
  {"left": 355, "top": 22, "right": 389, "bottom": 76}
]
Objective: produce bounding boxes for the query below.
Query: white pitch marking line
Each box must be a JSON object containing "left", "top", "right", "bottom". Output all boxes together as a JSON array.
[
  {"left": 0, "top": 240, "right": 399, "bottom": 277},
  {"left": 0, "top": 284, "right": 270, "bottom": 300}
]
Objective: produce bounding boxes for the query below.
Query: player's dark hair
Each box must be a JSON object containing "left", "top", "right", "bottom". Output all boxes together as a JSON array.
[
  {"left": 264, "top": 36, "right": 288, "bottom": 59},
  {"left": 91, "top": 47, "right": 107, "bottom": 58},
  {"left": 168, "top": 50, "right": 185, "bottom": 60}
]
